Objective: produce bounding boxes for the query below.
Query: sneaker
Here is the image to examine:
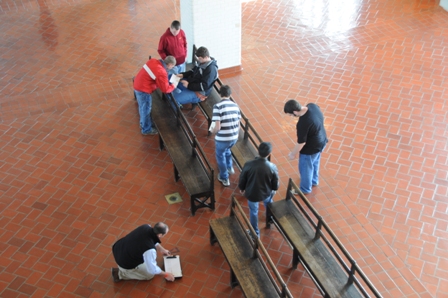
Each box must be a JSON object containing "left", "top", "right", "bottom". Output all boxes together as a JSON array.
[
  {"left": 292, "top": 189, "right": 311, "bottom": 195},
  {"left": 217, "top": 177, "right": 230, "bottom": 187},
  {"left": 227, "top": 167, "right": 235, "bottom": 175},
  {"left": 142, "top": 128, "right": 158, "bottom": 135},
  {"left": 246, "top": 229, "right": 257, "bottom": 241},
  {"left": 111, "top": 268, "right": 120, "bottom": 283}
]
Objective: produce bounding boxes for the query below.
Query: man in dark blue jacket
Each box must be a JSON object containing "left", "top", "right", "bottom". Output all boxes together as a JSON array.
[
  {"left": 238, "top": 142, "right": 279, "bottom": 237},
  {"left": 173, "top": 46, "right": 218, "bottom": 109}
]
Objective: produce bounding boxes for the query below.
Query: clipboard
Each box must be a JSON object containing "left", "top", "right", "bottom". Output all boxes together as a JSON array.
[{"left": 163, "top": 255, "right": 182, "bottom": 279}]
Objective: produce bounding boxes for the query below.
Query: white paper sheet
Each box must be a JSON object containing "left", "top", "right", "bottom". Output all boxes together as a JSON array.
[
  {"left": 163, "top": 255, "right": 182, "bottom": 278},
  {"left": 169, "top": 75, "right": 180, "bottom": 84}
]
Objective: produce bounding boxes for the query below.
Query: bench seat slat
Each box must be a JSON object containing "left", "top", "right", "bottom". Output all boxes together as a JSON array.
[
  {"left": 210, "top": 217, "right": 281, "bottom": 298},
  {"left": 152, "top": 90, "right": 211, "bottom": 196},
  {"left": 270, "top": 199, "right": 363, "bottom": 298}
]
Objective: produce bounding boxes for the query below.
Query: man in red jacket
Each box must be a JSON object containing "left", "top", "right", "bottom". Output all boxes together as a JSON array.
[
  {"left": 158, "top": 20, "right": 187, "bottom": 75},
  {"left": 133, "top": 56, "right": 178, "bottom": 135}
]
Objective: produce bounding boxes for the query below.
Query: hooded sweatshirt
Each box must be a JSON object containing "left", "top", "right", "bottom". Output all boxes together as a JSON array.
[
  {"left": 157, "top": 28, "right": 187, "bottom": 66},
  {"left": 181, "top": 58, "right": 218, "bottom": 96}
]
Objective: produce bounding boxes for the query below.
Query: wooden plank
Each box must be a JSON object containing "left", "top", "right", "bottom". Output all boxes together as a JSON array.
[
  {"left": 210, "top": 217, "right": 282, "bottom": 298},
  {"left": 151, "top": 90, "right": 211, "bottom": 196},
  {"left": 270, "top": 199, "right": 363, "bottom": 298}
]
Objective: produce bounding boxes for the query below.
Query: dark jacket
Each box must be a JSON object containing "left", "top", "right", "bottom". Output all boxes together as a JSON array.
[
  {"left": 238, "top": 157, "right": 279, "bottom": 202},
  {"left": 181, "top": 58, "right": 218, "bottom": 96},
  {"left": 112, "top": 225, "right": 161, "bottom": 269}
]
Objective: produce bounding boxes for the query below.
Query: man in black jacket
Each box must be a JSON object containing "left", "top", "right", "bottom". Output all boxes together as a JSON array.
[
  {"left": 238, "top": 142, "right": 279, "bottom": 237},
  {"left": 111, "top": 223, "right": 175, "bottom": 282},
  {"left": 173, "top": 46, "right": 218, "bottom": 109}
]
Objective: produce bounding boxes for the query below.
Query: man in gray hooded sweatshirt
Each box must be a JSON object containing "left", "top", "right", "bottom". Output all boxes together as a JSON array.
[{"left": 173, "top": 46, "right": 218, "bottom": 109}]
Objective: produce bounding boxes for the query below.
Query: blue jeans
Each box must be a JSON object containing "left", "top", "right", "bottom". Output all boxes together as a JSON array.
[
  {"left": 298, "top": 151, "right": 322, "bottom": 193},
  {"left": 173, "top": 81, "right": 200, "bottom": 105},
  {"left": 134, "top": 90, "right": 153, "bottom": 134},
  {"left": 215, "top": 139, "right": 237, "bottom": 180},
  {"left": 248, "top": 193, "right": 274, "bottom": 237},
  {"left": 168, "top": 63, "right": 186, "bottom": 75}
]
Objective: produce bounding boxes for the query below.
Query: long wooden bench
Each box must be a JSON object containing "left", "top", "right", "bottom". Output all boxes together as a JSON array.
[
  {"left": 185, "top": 45, "right": 266, "bottom": 170},
  {"left": 267, "top": 179, "right": 382, "bottom": 298},
  {"left": 210, "top": 196, "right": 292, "bottom": 298},
  {"left": 150, "top": 89, "right": 215, "bottom": 216}
]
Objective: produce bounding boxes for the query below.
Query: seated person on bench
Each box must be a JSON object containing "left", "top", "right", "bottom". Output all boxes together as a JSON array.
[{"left": 173, "top": 46, "right": 218, "bottom": 110}]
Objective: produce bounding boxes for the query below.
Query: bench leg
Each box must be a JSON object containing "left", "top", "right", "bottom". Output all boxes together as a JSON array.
[
  {"left": 210, "top": 193, "right": 215, "bottom": 211},
  {"left": 210, "top": 226, "right": 217, "bottom": 245},
  {"left": 159, "top": 134, "right": 164, "bottom": 151},
  {"left": 230, "top": 268, "right": 238, "bottom": 288},
  {"left": 191, "top": 195, "right": 197, "bottom": 216},
  {"left": 266, "top": 205, "right": 273, "bottom": 229},
  {"left": 191, "top": 194, "right": 215, "bottom": 216},
  {"left": 174, "top": 165, "right": 180, "bottom": 182},
  {"left": 292, "top": 248, "right": 300, "bottom": 270}
]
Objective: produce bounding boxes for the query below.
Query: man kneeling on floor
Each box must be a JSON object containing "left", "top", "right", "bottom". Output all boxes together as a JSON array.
[{"left": 111, "top": 222, "right": 175, "bottom": 282}]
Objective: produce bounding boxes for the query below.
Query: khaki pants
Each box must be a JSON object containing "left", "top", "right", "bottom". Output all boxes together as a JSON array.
[{"left": 118, "top": 263, "right": 154, "bottom": 281}]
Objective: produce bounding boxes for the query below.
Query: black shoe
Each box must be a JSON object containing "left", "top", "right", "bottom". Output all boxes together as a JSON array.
[
  {"left": 111, "top": 268, "right": 120, "bottom": 283},
  {"left": 191, "top": 103, "right": 198, "bottom": 111}
]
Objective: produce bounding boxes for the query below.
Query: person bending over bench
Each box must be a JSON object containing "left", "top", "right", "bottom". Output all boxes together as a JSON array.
[{"left": 133, "top": 56, "right": 178, "bottom": 135}]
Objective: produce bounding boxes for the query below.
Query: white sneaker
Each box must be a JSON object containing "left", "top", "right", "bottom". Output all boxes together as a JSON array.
[
  {"left": 217, "top": 177, "right": 230, "bottom": 187},
  {"left": 228, "top": 167, "right": 235, "bottom": 175}
]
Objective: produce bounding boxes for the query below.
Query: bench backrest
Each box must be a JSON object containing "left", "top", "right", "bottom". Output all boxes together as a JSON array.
[
  {"left": 229, "top": 196, "right": 293, "bottom": 298},
  {"left": 286, "top": 179, "right": 382, "bottom": 298}
]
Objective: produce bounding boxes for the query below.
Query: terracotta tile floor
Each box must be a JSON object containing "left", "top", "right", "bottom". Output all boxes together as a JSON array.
[{"left": 1, "top": 0, "right": 447, "bottom": 297}]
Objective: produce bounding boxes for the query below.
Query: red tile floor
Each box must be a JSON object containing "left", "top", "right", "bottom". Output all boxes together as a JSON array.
[{"left": 0, "top": 0, "right": 447, "bottom": 297}]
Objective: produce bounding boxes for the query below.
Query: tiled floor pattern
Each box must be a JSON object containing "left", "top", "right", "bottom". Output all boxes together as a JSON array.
[{"left": 1, "top": 0, "right": 447, "bottom": 297}]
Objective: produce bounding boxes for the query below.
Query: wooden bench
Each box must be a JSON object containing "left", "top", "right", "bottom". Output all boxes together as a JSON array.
[
  {"left": 150, "top": 89, "right": 215, "bottom": 216},
  {"left": 267, "top": 179, "right": 382, "bottom": 298},
  {"left": 210, "top": 196, "right": 293, "bottom": 298},
  {"left": 185, "top": 45, "right": 266, "bottom": 170}
]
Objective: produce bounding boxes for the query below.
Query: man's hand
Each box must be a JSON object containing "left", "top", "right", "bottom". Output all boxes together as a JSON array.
[
  {"left": 161, "top": 248, "right": 171, "bottom": 256},
  {"left": 181, "top": 80, "right": 188, "bottom": 88},
  {"left": 288, "top": 152, "right": 296, "bottom": 160},
  {"left": 176, "top": 74, "right": 183, "bottom": 78},
  {"left": 156, "top": 244, "right": 171, "bottom": 256},
  {"left": 164, "top": 272, "right": 175, "bottom": 282}
]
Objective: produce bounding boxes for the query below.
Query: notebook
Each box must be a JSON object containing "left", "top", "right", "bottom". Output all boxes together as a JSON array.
[{"left": 163, "top": 255, "right": 182, "bottom": 279}]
